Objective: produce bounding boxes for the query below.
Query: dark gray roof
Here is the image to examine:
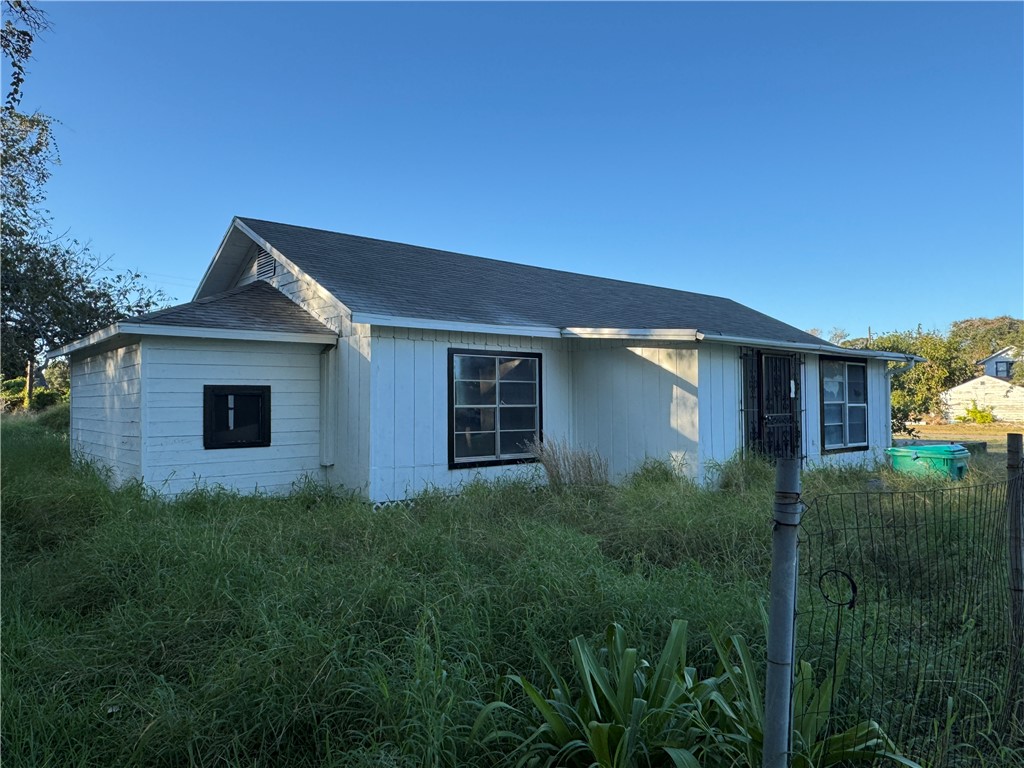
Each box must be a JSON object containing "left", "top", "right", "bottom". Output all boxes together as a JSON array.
[
  {"left": 128, "top": 280, "right": 335, "bottom": 336},
  {"left": 239, "top": 217, "right": 832, "bottom": 347}
]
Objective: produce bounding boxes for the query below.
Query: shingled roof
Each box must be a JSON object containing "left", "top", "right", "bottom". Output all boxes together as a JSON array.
[
  {"left": 237, "top": 217, "right": 831, "bottom": 347},
  {"left": 128, "top": 280, "right": 334, "bottom": 336}
]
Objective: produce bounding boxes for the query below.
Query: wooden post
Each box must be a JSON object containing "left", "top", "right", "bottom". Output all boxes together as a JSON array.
[
  {"left": 1007, "top": 433, "right": 1023, "bottom": 725},
  {"left": 763, "top": 458, "right": 802, "bottom": 768}
]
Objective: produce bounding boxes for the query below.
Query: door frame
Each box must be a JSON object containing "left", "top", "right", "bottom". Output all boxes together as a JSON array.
[{"left": 741, "top": 348, "right": 803, "bottom": 460}]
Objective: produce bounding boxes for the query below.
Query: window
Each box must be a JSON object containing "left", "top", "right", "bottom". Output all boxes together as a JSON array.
[
  {"left": 821, "top": 360, "right": 867, "bottom": 451},
  {"left": 448, "top": 350, "right": 541, "bottom": 468},
  {"left": 995, "top": 361, "right": 1014, "bottom": 378},
  {"left": 204, "top": 385, "right": 271, "bottom": 449}
]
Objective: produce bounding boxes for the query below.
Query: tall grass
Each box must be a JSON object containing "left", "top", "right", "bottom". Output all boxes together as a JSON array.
[{"left": 1, "top": 417, "right": 1019, "bottom": 766}]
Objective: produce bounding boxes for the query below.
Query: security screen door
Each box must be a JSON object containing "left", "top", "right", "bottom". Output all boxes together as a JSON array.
[{"left": 742, "top": 350, "right": 801, "bottom": 460}]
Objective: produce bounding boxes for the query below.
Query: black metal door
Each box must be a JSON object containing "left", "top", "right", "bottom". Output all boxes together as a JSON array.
[{"left": 743, "top": 350, "right": 801, "bottom": 459}]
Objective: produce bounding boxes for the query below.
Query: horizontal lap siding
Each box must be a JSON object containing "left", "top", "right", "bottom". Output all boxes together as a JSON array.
[
  {"left": 573, "top": 343, "right": 699, "bottom": 482},
  {"left": 368, "top": 328, "right": 570, "bottom": 502},
  {"left": 141, "top": 337, "right": 324, "bottom": 496},
  {"left": 71, "top": 344, "right": 142, "bottom": 483},
  {"left": 941, "top": 376, "right": 1024, "bottom": 422}
]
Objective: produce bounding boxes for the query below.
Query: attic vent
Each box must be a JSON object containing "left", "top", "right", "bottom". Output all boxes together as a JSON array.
[{"left": 255, "top": 248, "right": 275, "bottom": 280}]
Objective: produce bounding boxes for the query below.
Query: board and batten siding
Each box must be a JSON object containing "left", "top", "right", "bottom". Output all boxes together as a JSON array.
[
  {"left": 573, "top": 343, "right": 700, "bottom": 482},
  {"left": 141, "top": 337, "right": 325, "bottom": 496},
  {"left": 70, "top": 343, "right": 143, "bottom": 484},
  {"left": 367, "top": 328, "right": 570, "bottom": 501},
  {"left": 695, "top": 344, "right": 744, "bottom": 480}
]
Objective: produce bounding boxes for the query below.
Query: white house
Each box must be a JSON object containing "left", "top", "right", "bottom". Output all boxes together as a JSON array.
[
  {"left": 977, "top": 346, "right": 1019, "bottom": 380},
  {"left": 940, "top": 375, "right": 1024, "bottom": 423},
  {"left": 51, "top": 217, "right": 921, "bottom": 501}
]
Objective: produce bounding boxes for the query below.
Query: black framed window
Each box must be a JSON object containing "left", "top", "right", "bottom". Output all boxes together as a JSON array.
[
  {"left": 203, "top": 385, "right": 271, "bottom": 449},
  {"left": 448, "top": 349, "right": 541, "bottom": 469},
  {"left": 820, "top": 359, "right": 867, "bottom": 452},
  {"left": 995, "top": 361, "right": 1014, "bottom": 378}
]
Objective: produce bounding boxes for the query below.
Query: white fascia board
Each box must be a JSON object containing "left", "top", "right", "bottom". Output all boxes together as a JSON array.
[
  {"left": 561, "top": 327, "right": 701, "bottom": 340},
  {"left": 117, "top": 323, "right": 338, "bottom": 345},
  {"left": 192, "top": 219, "right": 243, "bottom": 300},
  {"left": 48, "top": 323, "right": 338, "bottom": 358},
  {"left": 231, "top": 219, "right": 354, "bottom": 319},
  {"left": 976, "top": 345, "right": 1018, "bottom": 365},
  {"left": 350, "top": 312, "right": 563, "bottom": 338},
  {"left": 48, "top": 324, "right": 123, "bottom": 357},
  {"left": 695, "top": 331, "right": 926, "bottom": 363}
]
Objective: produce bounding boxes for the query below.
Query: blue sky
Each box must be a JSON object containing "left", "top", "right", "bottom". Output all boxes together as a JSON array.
[{"left": 19, "top": 1, "right": 1024, "bottom": 339}]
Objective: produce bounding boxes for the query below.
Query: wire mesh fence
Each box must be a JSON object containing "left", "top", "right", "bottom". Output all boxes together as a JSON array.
[{"left": 796, "top": 474, "right": 1023, "bottom": 764}]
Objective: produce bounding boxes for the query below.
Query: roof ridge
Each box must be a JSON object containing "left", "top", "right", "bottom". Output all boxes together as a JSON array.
[{"left": 236, "top": 216, "right": 736, "bottom": 303}]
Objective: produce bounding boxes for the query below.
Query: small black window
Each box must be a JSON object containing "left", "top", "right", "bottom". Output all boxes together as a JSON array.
[{"left": 204, "top": 385, "right": 271, "bottom": 449}]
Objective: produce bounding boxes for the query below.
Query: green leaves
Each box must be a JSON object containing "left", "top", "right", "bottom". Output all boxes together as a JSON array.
[{"left": 481, "top": 621, "right": 923, "bottom": 768}]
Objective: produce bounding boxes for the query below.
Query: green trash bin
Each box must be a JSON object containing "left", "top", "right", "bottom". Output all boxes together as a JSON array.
[{"left": 885, "top": 444, "right": 970, "bottom": 480}]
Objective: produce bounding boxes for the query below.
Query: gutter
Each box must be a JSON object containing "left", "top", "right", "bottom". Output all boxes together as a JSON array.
[
  {"left": 692, "top": 331, "right": 925, "bottom": 364},
  {"left": 561, "top": 327, "right": 924, "bottom": 365}
]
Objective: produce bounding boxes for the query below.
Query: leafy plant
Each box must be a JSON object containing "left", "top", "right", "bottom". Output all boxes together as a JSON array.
[
  {"left": 476, "top": 619, "right": 705, "bottom": 767},
  {"left": 957, "top": 400, "right": 995, "bottom": 424},
  {"left": 478, "top": 622, "right": 923, "bottom": 768}
]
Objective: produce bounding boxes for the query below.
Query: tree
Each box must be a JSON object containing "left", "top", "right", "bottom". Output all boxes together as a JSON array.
[
  {"left": 948, "top": 316, "right": 1024, "bottom": 370},
  {"left": 1, "top": 1, "right": 166, "bottom": 390},
  {"left": 871, "top": 326, "right": 976, "bottom": 425}
]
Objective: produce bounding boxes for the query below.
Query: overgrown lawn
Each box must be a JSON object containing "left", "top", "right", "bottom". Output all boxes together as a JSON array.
[{"left": 1, "top": 415, "right": 1018, "bottom": 767}]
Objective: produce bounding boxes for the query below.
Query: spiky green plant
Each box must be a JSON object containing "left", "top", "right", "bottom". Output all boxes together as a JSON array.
[
  {"left": 480, "top": 622, "right": 923, "bottom": 768},
  {"left": 475, "top": 619, "right": 706, "bottom": 767}
]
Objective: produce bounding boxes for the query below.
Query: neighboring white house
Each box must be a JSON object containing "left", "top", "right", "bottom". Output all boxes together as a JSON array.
[
  {"left": 51, "top": 217, "right": 921, "bottom": 501},
  {"left": 940, "top": 376, "right": 1024, "bottom": 423},
  {"left": 977, "top": 346, "right": 1020, "bottom": 380}
]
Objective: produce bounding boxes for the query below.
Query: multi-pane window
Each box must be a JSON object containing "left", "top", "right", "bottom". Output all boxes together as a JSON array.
[
  {"left": 995, "top": 361, "right": 1014, "bottom": 378},
  {"left": 449, "top": 350, "right": 541, "bottom": 466},
  {"left": 204, "top": 385, "right": 271, "bottom": 449},
  {"left": 821, "top": 360, "right": 867, "bottom": 451}
]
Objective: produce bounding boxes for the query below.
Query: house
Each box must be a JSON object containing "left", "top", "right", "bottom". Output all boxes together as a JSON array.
[
  {"left": 977, "top": 346, "right": 1020, "bottom": 380},
  {"left": 51, "top": 217, "right": 922, "bottom": 501},
  {"left": 938, "top": 346, "right": 1024, "bottom": 423}
]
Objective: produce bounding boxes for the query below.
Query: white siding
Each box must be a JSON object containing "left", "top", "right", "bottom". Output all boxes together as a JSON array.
[
  {"left": 941, "top": 376, "right": 1024, "bottom": 422},
  {"left": 329, "top": 317, "right": 371, "bottom": 494},
  {"left": 573, "top": 342, "right": 700, "bottom": 482},
  {"left": 367, "top": 328, "right": 569, "bottom": 501},
  {"left": 980, "top": 349, "right": 1019, "bottom": 378},
  {"left": 696, "top": 345, "right": 743, "bottom": 479},
  {"left": 803, "top": 356, "right": 890, "bottom": 469},
  {"left": 70, "top": 344, "right": 143, "bottom": 484},
  {"left": 267, "top": 268, "right": 346, "bottom": 334},
  {"left": 227, "top": 255, "right": 370, "bottom": 494},
  {"left": 141, "top": 337, "right": 325, "bottom": 495}
]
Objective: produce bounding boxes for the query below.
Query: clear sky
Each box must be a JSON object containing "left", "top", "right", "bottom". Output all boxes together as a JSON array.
[{"left": 18, "top": 1, "right": 1024, "bottom": 339}]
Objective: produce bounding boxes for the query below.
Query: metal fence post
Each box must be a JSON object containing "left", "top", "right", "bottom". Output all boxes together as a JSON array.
[
  {"left": 763, "top": 458, "right": 802, "bottom": 768},
  {"left": 1008, "top": 433, "right": 1023, "bottom": 724}
]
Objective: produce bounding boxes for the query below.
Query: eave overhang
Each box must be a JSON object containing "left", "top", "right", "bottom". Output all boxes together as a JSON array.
[{"left": 48, "top": 322, "right": 338, "bottom": 359}]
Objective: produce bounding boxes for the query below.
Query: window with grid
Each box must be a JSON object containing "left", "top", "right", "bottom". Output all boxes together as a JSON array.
[
  {"left": 449, "top": 350, "right": 541, "bottom": 468},
  {"left": 821, "top": 360, "right": 867, "bottom": 451},
  {"left": 995, "top": 361, "right": 1014, "bottom": 378}
]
